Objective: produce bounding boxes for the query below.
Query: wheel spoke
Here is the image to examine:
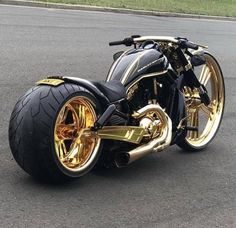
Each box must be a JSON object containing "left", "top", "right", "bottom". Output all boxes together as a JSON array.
[
  {"left": 76, "top": 142, "right": 84, "bottom": 162},
  {"left": 57, "top": 123, "right": 76, "bottom": 129},
  {"left": 200, "top": 103, "right": 214, "bottom": 120},
  {"left": 59, "top": 106, "right": 70, "bottom": 123},
  {"left": 56, "top": 140, "right": 67, "bottom": 159},
  {"left": 56, "top": 123, "right": 77, "bottom": 140},
  {"left": 78, "top": 104, "right": 86, "bottom": 128},
  {"left": 61, "top": 138, "right": 86, "bottom": 164},
  {"left": 62, "top": 141, "right": 81, "bottom": 162},
  {"left": 57, "top": 107, "right": 64, "bottom": 123},
  {"left": 54, "top": 96, "right": 100, "bottom": 171},
  {"left": 199, "top": 65, "right": 208, "bottom": 82},
  {"left": 199, "top": 66, "right": 211, "bottom": 86},
  {"left": 202, "top": 72, "right": 211, "bottom": 86},
  {"left": 189, "top": 109, "right": 199, "bottom": 139}
]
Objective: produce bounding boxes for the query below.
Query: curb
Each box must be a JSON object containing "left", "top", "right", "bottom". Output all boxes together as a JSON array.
[{"left": 1, "top": 0, "right": 236, "bottom": 22}]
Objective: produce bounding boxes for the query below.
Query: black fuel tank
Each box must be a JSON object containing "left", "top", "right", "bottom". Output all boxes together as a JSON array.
[{"left": 106, "top": 48, "right": 168, "bottom": 87}]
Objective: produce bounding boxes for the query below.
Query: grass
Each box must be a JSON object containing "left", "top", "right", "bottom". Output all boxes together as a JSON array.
[{"left": 29, "top": 0, "right": 236, "bottom": 17}]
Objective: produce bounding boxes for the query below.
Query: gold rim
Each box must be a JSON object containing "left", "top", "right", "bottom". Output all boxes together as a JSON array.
[
  {"left": 54, "top": 96, "right": 101, "bottom": 172},
  {"left": 183, "top": 53, "right": 224, "bottom": 148}
]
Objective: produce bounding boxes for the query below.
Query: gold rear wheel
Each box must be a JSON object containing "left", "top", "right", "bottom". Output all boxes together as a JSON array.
[
  {"left": 9, "top": 82, "right": 103, "bottom": 182},
  {"left": 54, "top": 96, "right": 101, "bottom": 172},
  {"left": 180, "top": 52, "right": 225, "bottom": 150}
]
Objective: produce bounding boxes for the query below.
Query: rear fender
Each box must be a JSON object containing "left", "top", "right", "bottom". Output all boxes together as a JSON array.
[
  {"left": 63, "top": 77, "right": 111, "bottom": 108},
  {"left": 37, "top": 76, "right": 110, "bottom": 108}
]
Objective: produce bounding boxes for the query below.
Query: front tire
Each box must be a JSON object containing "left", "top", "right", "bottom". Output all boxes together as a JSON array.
[
  {"left": 9, "top": 83, "right": 102, "bottom": 182},
  {"left": 178, "top": 52, "right": 225, "bottom": 151}
]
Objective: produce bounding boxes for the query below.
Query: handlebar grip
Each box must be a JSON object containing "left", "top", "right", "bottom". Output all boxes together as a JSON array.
[
  {"left": 177, "top": 38, "right": 199, "bottom": 50},
  {"left": 109, "top": 37, "right": 134, "bottom": 46},
  {"left": 185, "top": 41, "right": 198, "bottom": 50},
  {"left": 109, "top": 40, "right": 124, "bottom": 46}
]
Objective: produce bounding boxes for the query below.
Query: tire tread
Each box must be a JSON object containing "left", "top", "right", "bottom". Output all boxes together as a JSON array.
[{"left": 9, "top": 83, "right": 101, "bottom": 183}]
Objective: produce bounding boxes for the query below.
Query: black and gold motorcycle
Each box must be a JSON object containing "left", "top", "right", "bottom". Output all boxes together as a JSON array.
[{"left": 9, "top": 35, "right": 225, "bottom": 182}]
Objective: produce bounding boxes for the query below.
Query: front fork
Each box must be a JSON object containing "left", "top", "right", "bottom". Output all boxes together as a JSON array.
[
  {"left": 176, "top": 47, "right": 211, "bottom": 106},
  {"left": 184, "top": 69, "right": 211, "bottom": 106}
]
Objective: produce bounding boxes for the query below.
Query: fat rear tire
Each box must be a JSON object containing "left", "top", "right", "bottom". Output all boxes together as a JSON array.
[{"left": 9, "top": 83, "right": 102, "bottom": 183}]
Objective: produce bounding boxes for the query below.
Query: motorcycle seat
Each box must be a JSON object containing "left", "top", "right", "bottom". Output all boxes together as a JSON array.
[{"left": 93, "top": 80, "right": 126, "bottom": 102}]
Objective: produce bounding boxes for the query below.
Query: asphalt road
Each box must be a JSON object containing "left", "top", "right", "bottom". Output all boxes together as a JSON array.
[{"left": 0, "top": 4, "right": 236, "bottom": 228}]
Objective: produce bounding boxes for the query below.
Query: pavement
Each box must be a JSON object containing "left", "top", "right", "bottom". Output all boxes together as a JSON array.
[
  {"left": 1, "top": 0, "right": 236, "bottom": 22},
  {"left": 0, "top": 4, "right": 236, "bottom": 228}
]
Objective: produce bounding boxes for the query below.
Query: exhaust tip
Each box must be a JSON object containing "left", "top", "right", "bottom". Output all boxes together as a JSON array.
[{"left": 115, "top": 152, "right": 130, "bottom": 168}]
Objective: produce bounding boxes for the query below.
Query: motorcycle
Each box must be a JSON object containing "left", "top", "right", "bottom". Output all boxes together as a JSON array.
[{"left": 9, "top": 35, "right": 225, "bottom": 182}]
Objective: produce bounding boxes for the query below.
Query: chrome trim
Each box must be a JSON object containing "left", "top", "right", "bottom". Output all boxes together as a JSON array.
[
  {"left": 106, "top": 49, "right": 131, "bottom": 82},
  {"left": 115, "top": 104, "right": 172, "bottom": 167},
  {"left": 134, "top": 36, "right": 179, "bottom": 44},
  {"left": 121, "top": 51, "right": 147, "bottom": 84},
  {"left": 134, "top": 36, "right": 208, "bottom": 49},
  {"left": 96, "top": 126, "right": 147, "bottom": 144}
]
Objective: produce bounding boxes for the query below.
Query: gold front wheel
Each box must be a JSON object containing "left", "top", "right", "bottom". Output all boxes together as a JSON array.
[{"left": 179, "top": 52, "right": 225, "bottom": 151}]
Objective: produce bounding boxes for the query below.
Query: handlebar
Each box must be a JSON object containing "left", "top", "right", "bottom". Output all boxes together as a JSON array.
[
  {"left": 109, "top": 37, "right": 134, "bottom": 47},
  {"left": 109, "top": 36, "right": 199, "bottom": 50}
]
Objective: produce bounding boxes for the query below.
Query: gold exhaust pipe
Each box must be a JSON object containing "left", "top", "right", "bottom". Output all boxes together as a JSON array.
[{"left": 115, "top": 104, "right": 172, "bottom": 167}]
